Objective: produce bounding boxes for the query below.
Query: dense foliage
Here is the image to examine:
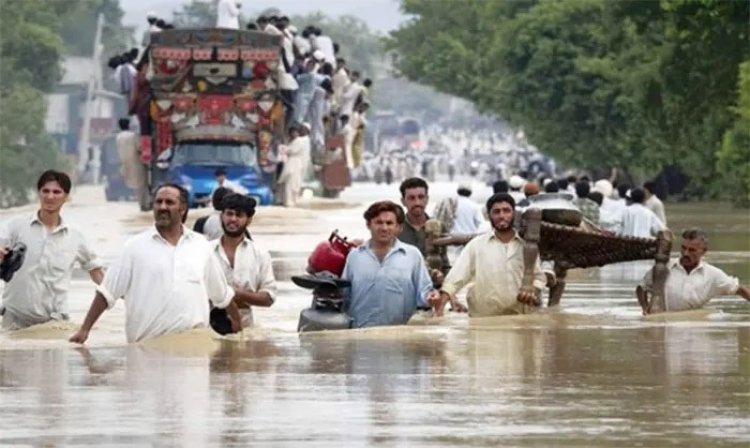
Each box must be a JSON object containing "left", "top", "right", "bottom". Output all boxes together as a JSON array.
[
  {"left": 388, "top": 0, "right": 749, "bottom": 203},
  {"left": 0, "top": 0, "right": 130, "bottom": 206}
]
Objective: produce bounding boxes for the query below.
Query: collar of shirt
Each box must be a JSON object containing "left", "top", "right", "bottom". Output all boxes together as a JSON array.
[
  {"left": 30, "top": 211, "right": 68, "bottom": 234},
  {"left": 670, "top": 259, "right": 705, "bottom": 275},
  {"left": 487, "top": 230, "right": 524, "bottom": 244},
  {"left": 148, "top": 225, "right": 195, "bottom": 245},
  {"left": 356, "top": 238, "right": 407, "bottom": 259},
  {"left": 210, "top": 235, "right": 252, "bottom": 261}
]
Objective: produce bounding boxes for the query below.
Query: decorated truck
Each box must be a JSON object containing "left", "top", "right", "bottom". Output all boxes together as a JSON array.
[{"left": 130, "top": 28, "right": 350, "bottom": 210}]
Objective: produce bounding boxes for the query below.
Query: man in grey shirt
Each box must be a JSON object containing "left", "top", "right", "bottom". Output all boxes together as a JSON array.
[{"left": 0, "top": 170, "right": 103, "bottom": 329}]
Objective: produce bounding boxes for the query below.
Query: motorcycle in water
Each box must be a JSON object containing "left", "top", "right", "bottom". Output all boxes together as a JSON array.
[{"left": 294, "top": 231, "right": 357, "bottom": 332}]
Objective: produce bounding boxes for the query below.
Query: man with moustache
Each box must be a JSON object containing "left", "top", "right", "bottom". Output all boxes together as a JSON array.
[
  {"left": 438, "top": 193, "right": 546, "bottom": 317},
  {"left": 341, "top": 200, "right": 442, "bottom": 328},
  {"left": 397, "top": 177, "right": 450, "bottom": 283},
  {"left": 69, "top": 184, "right": 241, "bottom": 344},
  {"left": 210, "top": 194, "right": 276, "bottom": 328},
  {"left": 636, "top": 228, "right": 749, "bottom": 314},
  {"left": 0, "top": 170, "right": 104, "bottom": 329}
]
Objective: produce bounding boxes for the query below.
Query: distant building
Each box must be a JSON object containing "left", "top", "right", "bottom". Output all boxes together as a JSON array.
[{"left": 45, "top": 56, "right": 126, "bottom": 156}]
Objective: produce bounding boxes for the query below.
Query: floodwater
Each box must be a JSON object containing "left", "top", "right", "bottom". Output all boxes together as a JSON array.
[{"left": 1, "top": 182, "right": 749, "bottom": 447}]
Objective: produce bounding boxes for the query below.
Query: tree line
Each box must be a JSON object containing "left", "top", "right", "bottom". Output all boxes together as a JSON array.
[
  {"left": 0, "top": 0, "right": 130, "bottom": 207},
  {"left": 388, "top": 0, "right": 749, "bottom": 205}
]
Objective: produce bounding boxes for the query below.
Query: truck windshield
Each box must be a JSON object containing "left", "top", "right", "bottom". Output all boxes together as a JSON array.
[{"left": 172, "top": 142, "right": 257, "bottom": 167}]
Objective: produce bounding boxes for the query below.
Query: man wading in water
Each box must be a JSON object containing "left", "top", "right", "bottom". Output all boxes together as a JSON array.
[
  {"left": 437, "top": 193, "right": 545, "bottom": 316},
  {"left": 70, "top": 184, "right": 241, "bottom": 343}
]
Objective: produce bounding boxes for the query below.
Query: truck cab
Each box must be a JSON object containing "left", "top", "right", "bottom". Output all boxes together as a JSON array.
[{"left": 155, "top": 141, "right": 273, "bottom": 206}]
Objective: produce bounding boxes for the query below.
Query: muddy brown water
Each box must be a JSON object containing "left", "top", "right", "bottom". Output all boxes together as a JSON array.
[{"left": 1, "top": 184, "right": 748, "bottom": 446}]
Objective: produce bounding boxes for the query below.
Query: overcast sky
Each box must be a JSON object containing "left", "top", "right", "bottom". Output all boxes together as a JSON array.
[{"left": 121, "top": 0, "right": 406, "bottom": 36}]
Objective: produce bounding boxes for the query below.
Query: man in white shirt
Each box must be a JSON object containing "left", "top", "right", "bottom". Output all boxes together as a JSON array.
[
  {"left": 593, "top": 179, "right": 624, "bottom": 233},
  {"left": 210, "top": 167, "right": 249, "bottom": 196},
  {"left": 311, "top": 27, "right": 335, "bottom": 65},
  {"left": 216, "top": 0, "right": 241, "bottom": 29},
  {"left": 637, "top": 228, "right": 749, "bottom": 314},
  {"left": 115, "top": 118, "right": 145, "bottom": 197},
  {"left": 438, "top": 193, "right": 546, "bottom": 316},
  {"left": 278, "top": 126, "right": 310, "bottom": 207},
  {"left": 619, "top": 187, "right": 665, "bottom": 238},
  {"left": 643, "top": 181, "right": 667, "bottom": 225},
  {"left": 69, "top": 184, "right": 241, "bottom": 344},
  {"left": 195, "top": 187, "right": 232, "bottom": 241},
  {"left": 210, "top": 194, "right": 276, "bottom": 328},
  {"left": 0, "top": 171, "right": 104, "bottom": 329},
  {"left": 451, "top": 183, "right": 485, "bottom": 234}
]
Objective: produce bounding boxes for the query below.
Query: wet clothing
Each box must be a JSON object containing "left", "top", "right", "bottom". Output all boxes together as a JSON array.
[
  {"left": 442, "top": 231, "right": 545, "bottom": 317},
  {"left": 97, "top": 226, "right": 233, "bottom": 342},
  {"left": 641, "top": 260, "right": 739, "bottom": 312},
  {"left": 211, "top": 237, "right": 276, "bottom": 328},
  {"left": 342, "top": 239, "right": 432, "bottom": 328},
  {"left": 572, "top": 197, "right": 600, "bottom": 225},
  {"left": 0, "top": 213, "right": 102, "bottom": 330}
]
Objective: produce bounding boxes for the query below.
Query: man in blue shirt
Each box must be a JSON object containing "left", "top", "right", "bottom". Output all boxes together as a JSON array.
[{"left": 342, "top": 200, "right": 440, "bottom": 328}]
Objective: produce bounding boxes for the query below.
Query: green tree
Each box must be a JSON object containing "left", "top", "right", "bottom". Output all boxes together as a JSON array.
[
  {"left": 0, "top": 0, "right": 70, "bottom": 206},
  {"left": 388, "top": 0, "right": 750, "bottom": 202},
  {"left": 716, "top": 61, "right": 750, "bottom": 206},
  {"left": 173, "top": 0, "right": 218, "bottom": 28}
]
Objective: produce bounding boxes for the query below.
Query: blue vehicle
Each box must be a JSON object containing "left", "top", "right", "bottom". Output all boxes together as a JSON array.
[{"left": 155, "top": 141, "right": 274, "bottom": 208}]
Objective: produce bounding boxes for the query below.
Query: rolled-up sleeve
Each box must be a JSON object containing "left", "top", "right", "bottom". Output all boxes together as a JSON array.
[
  {"left": 442, "top": 240, "right": 475, "bottom": 296},
  {"left": 76, "top": 231, "right": 103, "bottom": 271},
  {"left": 205, "top": 251, "right": 234, "bottom": 308},
  {"left": 710, "top": 268, "right": 740, "bottom": 297},
  {"left": 97, "top": 250, "right": 132, "bottom": 309},
  {"left": 412, "top": 255, "right": 433, "bottom": 307}
]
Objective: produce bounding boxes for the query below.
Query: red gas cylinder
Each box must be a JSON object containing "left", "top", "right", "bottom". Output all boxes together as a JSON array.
[{"left": 307, "top": 231, "right": 356, "bottom": 277}]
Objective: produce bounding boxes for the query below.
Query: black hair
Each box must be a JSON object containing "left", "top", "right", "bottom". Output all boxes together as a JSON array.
[
  {"left": 629, "top": 187, "right": 646, "bottom": 204},
  {"left": 363, "top": 78, "right": 373, "bottom": 87},
  {"left": 492, "top": 180, "right": 509, "bottom": 193},
  {"left": 156, "top": 19, "right": 166, "bottom": 28},
  {"left": 556, "top": 178, "right": 568, "bottom": 190},
  {"left": 212, "top": 187, "right": 232, "bottom": 211},
  {"left": 575, "top": 180, "right": 590, "bottom": 198},
  {"left": 221, "top": 193, "right": 257, "bottom": 217},
  {"left": 118, "top": 118, "right": 130, "bottom": 131},
  {"left": 319, "top": 62, "right": 334, "bottom": 76},
  {"left": 214, "top": 167, "right": 227, "bottom": 177},
  {"left": 486, "top": 193, "right": 515, "bottom": 214},
  {"left": 154, "top": 183, "right": 189, "bottom": 222},
  {"left": 363, "top": 200, "right": 404, "bottom": 224},
  {"left": 399, "top": 177, "right": 428, "bottom": 197},
  {"left": 37, "top": 170, "right": 71, "bottom": 194},
  {"left": 457, "top": 187, "right": 472, "bottom": 197},
  {"left": 333, "top": 42, "right": 339, "bottom": 54},
  {"left": 643, "top": 181, "right": 657, "bottom": 194},
  {"left": 544, "top": 182, "right": 559, "bottom": 193},
  {"left": 246, "top": 23, "right": 258, "bottom": 30}
]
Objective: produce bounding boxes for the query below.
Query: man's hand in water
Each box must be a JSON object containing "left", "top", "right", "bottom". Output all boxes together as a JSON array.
[
  {"left": 69, "top": 329, "right": 90, "bottom": 344},
  {"left": 517, "top": 287, "right": 541, "bottom": 306},
  {"left": 427, "top": 290, "right": 447, "bottom": 316},
  {"left": 430, "top": 269, "right": 444, "bottom": 289}
]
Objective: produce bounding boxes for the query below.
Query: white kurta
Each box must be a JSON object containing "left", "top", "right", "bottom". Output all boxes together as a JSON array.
[
  {"left": 115, "top": 130, "right": 143, "bottom": 190},
  {"left": 97, "top": 227, "right": 234, "bottom": 342},
  {"left": 452, "top": 196, "right": 484, "bottom": 234},
  {"left": 1, "top": 214, "right": 102, "bottom": 329},
  {"left": 442, "top": 232, "right": 546, "bottom": 317},
  {"left": 216, "top": 0, "right": 240, "bottom": 29},
  {"left": 645, "top": 195, "right": 667, "bottom": 225},
  {"left": 641, "top": 260, "right": 739, "bottom": 312},
  {"left": 211, "top": 237, "right": 277, "bottom": 327},
  {"left": 619, "top": 203, "right": 665, "bottom": 238},
  {"left": 279, "top": 136, "right": 310, "bottom": 206}
]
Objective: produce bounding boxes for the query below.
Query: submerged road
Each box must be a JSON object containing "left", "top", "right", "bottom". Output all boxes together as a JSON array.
[{"left": 0, "top": 182, "right": 748, "bottom": 446}]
